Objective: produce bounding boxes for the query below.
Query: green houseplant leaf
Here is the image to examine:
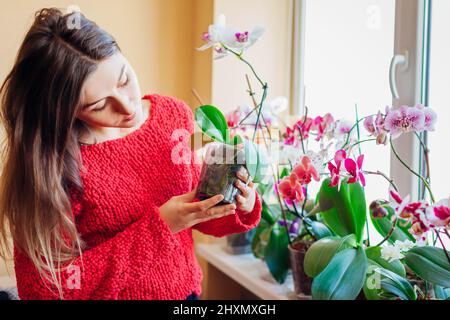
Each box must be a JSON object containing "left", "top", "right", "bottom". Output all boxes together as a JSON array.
[
  {"left": 317, "top": 179, "right": 366, "bottom": 243},
  {"left": 311, "top": 246, "right": 367, "bottom": 300},
  {"left": 251, "top": 219, "right": 271, "bottom": 259},
  {"left": 195, "top": 105, "right": 230, "bottom": 143},
  {"left": 365, "top": 246, "right": 406, "bottom": 277},
  {"left": 265, "top": 223, "right": 290, "bottom": 284},
  {"left": 253, "top": 142, "right": 270, "bottom": 183},
  {"left": 243, "top": 139, "right": 258, "bottom": 181},
  {"left": 376, "top": 267, "right": 417, "bottom": 300},
  {"left": 308, "top": 220, "right": 334, "bottom": 240},
  {"left": 260, "top": 201, "right": 277, "bottom": 225},
  {"left": 404, "top": 246, "right": 450, "bottom": 288},
  {"left": 363, "top": 259, "right": 414, "bottom": 300},
  {"left": 370, "top": 203, "right": 415, "bottom": 243},
  {"left": 434, "top": 285, "right": 450, "bottom": 300},
  {"left": 304, "top": 234, "right": 356, "bottom": 278}
]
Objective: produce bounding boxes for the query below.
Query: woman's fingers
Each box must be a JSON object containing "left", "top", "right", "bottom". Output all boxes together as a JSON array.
[
  {"left": 194, "top": 209, "right": 236, "bottom": 224},
  {"left": 235, "top": 179, "right": 250, "bottom": 198},
  {"left": 184, "top": 194, "right": 223, "bottom": 213},
  {"left": 193, "top": 203, "right": 236, "bottom": 222},
  {"left": 236, "top": 194, "right": 246, "bottom": 204},
  {"left": 236, "top": 168, "right": 250, "bottom": 184}
]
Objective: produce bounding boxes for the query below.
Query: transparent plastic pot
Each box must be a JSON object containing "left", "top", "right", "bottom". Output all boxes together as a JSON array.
[{"left": 195, "top": 142, "right": 247, "bottom": 205}]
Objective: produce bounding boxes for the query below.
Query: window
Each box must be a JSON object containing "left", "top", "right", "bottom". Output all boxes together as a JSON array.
[
  {"left": 425, "top": 0, "right": 450, "bottom": 201},
  {"left": 302, "top": 0, "right": 396, "bottom": 242}
]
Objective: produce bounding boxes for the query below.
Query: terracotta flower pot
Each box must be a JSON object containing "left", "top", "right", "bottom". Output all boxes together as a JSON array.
[
  {"left": 288, "top": 240, "right": 313, "bottom": 296},
  {"left": 195, "top": 142, "right": 246, "bottom": 205}
]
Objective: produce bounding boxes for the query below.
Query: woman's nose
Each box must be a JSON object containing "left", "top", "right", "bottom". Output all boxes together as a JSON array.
[{"left": 114, "top": 96, "right": 135, "bottom": 115}]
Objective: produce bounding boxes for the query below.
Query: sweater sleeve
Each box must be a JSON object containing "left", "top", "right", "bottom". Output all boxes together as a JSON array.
[{"left": 14, "top": 205, "right": 180, "bottom": 300}]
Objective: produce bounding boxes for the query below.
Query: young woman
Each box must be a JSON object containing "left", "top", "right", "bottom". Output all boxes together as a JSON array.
[{"left": 0, "top": 8, "right": 261, "bottom": 300}]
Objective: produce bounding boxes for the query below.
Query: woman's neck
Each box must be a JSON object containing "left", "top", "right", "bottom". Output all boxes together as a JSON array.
[{"left": 79, "top": 99, "right": 151, "bottom": 145}]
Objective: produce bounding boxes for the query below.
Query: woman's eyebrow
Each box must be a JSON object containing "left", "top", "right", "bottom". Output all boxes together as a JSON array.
[{"left": 82, "top": 64, "right": 126, "bottom": 109}]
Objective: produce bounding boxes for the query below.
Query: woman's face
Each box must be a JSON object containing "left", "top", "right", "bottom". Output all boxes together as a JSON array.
[{"left": 78, "top": 52, "right": 143, "bottom": 129}]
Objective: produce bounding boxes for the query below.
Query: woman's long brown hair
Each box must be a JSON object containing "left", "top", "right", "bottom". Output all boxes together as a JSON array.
[{"left": 0, "top": 8, "right": 119, "bottom": 298}]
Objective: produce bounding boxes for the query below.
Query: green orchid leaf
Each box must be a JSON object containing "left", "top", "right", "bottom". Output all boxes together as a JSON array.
[
  {"left": 404, "top": 246, "right": 450, "bottom": 288},
  {"left": 231, "top": 134, "right": 243, "bottom": 146},
  {"left": 347, "top": 182, "right": 367, "bottom": 243},
  {"left": 309, "top": 220, "right": 334, "bottom": 240},
  {"left": 370, "top": 204, "right": 415, "bottom": 243},
  {"left": 280, "top": 167, "right": 290, "bottom": 179},
  {"left": 243, "top": 139, "right": 258, "bottom": 181},
  {"left": 363, "top": 260, "right": 384, "bottom": 300},
  {"left": 253, "top": 143, "right": 270, "bottom": 183},
  {"left": 304, "top": 234, "right": 356, "bottom": 278},
  {"left": 365, "top": 246, "right": 406, "bottom": 277},
  {"left": 375, "top": 267, "right": 417, "bottom": 300},
  {"left": 251, "top": 219, "right": 271, "bottom": 259},
  {"left": 317, "top": 179, "right": 366, "bottom": 243},
  {"left": 312, "top": 247, "right": 368, "bottom": 300},
  {"left": 194, "top": 105, "right": 230, "bottom": 143},
  {"left": 434, "top": 285, "right": 450, "bottom": 300},
  {"left": 265, "top": 223, "right": 290, "bottom": 284},
  {"left": 261, "top": 201, "right": 277, "bottom": 225}
]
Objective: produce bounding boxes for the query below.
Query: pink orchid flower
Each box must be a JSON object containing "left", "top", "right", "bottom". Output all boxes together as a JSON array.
[
  {"left": 425, "top": 198, "right": 450, "bottom": 228},
  {"left": 295, "top": 117, "right": 313, "bottom": 140},
  {"left": 276, "top": 175, "right": 305, "bottom": 205},
  {"left": 283, "top": 126, "right": 297, "bottom": 146},
  {"left": 363, "top": 111, "right": 388, "bottom": 145},
  {"left": 312, "top": 113, "right": 334, "bottom": 141},
  {"left": 344, "top": 154, "right": 366, "bottom": 187},
  {"left": 328, "top": 150, "right": 347, "bottom": 188},
  {"left": 389, "top": 189, "right": 431, "bottom": 241},
  {"left": 292, "top": 156, "right": 320, "bottom": 185},
  {"left": 415, "top": 104, "right": 437, "bottom": 131},
  {"left": 384, "top": 105, "right": 426, "bottom": 139}
]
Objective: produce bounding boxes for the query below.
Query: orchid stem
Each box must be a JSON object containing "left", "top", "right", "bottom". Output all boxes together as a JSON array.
[
  {"left": 435, "top": 230, "right": 450, "bottom": 264},
  {"left": 363, "top": 170, "right": 399, "bottom": 192},
  {"left": 292, "top": 202, "right": 316, "bottom": 241},
  {"left": 390, "top": 137, "right": 435, "bottom": 203},
  {"left": 341, "top": 114, "right": 377, "bottom": 150},
  {"left": 295, "top": 106, "right": 308, "bottom": 155},
  {"left": 374, "top": 216, "right": 398, "bottom": 247}
]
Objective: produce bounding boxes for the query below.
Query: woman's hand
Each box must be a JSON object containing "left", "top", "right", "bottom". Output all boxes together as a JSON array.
[
  {"left": 234, "top": 167, "right": 257, "bottom": 213},
  {"left": 159, "top": 190, "right": 236, "bottom": 234}
]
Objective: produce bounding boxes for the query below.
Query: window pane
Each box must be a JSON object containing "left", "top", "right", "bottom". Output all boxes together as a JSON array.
[
  {"left": 304, "top": 0, "right": 395, "bottom": 242},
  {"left": 428, "top": 0, "right": 450, "bottom": 201}
]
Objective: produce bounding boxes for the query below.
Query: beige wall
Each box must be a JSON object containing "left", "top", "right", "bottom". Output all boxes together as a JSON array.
[
  {"left": 0, "top": 0, "right": 199, "bottom": 104},
  {"left": 0, "top": 0, "right": 214, "bottom": 281},
  {"left": 211, "top": 0, "right": 292, "bottom": 114},
  {"left": 0, "top": 0, "right": 292, "bottom": 299}
]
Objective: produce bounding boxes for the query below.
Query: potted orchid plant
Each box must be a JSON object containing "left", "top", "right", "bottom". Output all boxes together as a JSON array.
[
  {"left": 300, "top": 104, "right": 450, "bottom": 300},
  {"left": 196, "top": 15, "right": 450, "bottom": 300},
  {"left": 195, "top": 15, "right": 271, "bottom": 253}
]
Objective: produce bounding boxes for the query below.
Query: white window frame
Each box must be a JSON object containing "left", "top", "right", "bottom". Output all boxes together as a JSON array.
[{"left": 290, "top": 0, "right": 429, "bottom": 198}]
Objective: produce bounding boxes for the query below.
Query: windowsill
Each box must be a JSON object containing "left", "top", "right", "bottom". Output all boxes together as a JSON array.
[{"left": 195, "top": 241, "right": 311, "bottom": 300}]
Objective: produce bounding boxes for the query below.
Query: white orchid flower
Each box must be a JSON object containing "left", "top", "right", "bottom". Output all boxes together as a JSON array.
[
  {"left": 197, "top": 14, "right": 228, "bottom": 51},
  {"left": 393, "top": 240, "right": 415, "bottom": 252},
  {"left": 223, "top": 26, "right": 265, "bottom": 51},
  {"left": 381, "top": 244, "right": 405, "bottom": 262},
  {"left": 198, "top": 14, "right": 264, "bottom": 58}
]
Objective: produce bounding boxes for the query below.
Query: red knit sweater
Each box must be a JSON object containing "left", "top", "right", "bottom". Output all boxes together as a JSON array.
[{"left": 13, "top": 94, "right": 262, "bottom": 300}]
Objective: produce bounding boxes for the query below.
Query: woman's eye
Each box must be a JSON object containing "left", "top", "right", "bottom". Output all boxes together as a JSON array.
[{"left": 119, "top": 75, "right": 130, "bottom": 88}]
